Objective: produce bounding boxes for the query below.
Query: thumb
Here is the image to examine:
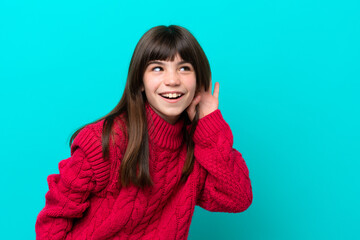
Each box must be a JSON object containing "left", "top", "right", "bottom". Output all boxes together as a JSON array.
[{"left": 186, "top": 95, "right": 201, "bottom": 121}]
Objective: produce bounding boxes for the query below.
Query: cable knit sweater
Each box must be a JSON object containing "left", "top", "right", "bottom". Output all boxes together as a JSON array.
[{"left": 35, "top": 103, "right": 253, "bottom": 240}]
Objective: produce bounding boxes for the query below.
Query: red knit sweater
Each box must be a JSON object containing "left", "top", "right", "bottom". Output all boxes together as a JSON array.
[{"left": 36, "top": 104, "right": 253, "bottom": 239}]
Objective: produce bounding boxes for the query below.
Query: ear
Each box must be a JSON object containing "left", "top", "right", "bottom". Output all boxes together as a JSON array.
[{"left": 141, "top": 84, "right": 145, "bottom": 92}]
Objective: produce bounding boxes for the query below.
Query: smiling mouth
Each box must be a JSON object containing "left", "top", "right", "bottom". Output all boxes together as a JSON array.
[{"left": 160, "top": 93, "right": 183, "bottom": 99}]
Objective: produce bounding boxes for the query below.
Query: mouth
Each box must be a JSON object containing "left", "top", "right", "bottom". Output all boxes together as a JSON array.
[{"left": 159, "top": 92, "right": 184, "bottom": 100}]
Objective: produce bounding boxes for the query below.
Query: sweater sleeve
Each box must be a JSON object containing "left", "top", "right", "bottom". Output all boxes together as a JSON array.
[
  {"left": 194, "top": 110, "right": 253, "bottom": 213},
  {"left": 35, "top": 126, "right": 103, "bottom": 240}
]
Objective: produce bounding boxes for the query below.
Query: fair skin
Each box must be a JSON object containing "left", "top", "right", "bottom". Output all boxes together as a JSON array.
[
  {"left": 187, "top": 78, "right": 220, "bottom": 121},
  {"left": 143, "top": 53, "right": 220, "bottom": 124}
]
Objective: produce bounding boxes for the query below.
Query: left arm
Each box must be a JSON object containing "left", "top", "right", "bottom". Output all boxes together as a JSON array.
[
  {"left": 187, "top": 80, "right": 253, "bottom": 213},
  {"left": 193, "top": 109, "right": 253, "bottom": 212}
]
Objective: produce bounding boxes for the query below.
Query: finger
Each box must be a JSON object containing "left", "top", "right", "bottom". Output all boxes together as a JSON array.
[{"left": 213, "top": 82, "right": 220, "bottom": 99}]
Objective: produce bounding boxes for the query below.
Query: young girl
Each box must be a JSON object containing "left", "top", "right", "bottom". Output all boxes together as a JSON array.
[{"left": 36, "top": 25, "right": 253, "bottom": 240}]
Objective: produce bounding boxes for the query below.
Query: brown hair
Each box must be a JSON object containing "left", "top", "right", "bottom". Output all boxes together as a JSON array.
[{"left": 70, "top": 25, "right": 211, "bottom": 189}]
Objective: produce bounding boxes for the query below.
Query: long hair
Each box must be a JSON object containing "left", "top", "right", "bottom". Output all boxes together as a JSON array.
[{"left": 69, "top": 25, "right": 211, "bottom": 189}]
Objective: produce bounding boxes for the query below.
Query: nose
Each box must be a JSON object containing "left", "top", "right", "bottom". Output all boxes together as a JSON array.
[{"left": 164, "top": 70, "right": 180, "bottom": 86}]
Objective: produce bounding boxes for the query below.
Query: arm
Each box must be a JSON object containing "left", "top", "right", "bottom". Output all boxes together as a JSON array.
[
  {"left": 35, "top": 126, "right": 103, "bottom": 239},
  {"left": 194, "top": 110, "right": 253, "bottom": 213}
]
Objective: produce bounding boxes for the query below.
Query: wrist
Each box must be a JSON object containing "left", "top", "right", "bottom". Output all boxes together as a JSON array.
[{"left": 193, "top": 109, "right": 228, "bottom": 143}]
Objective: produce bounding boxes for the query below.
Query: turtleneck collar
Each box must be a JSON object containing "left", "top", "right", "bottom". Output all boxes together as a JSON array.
[{"left": 145, "top": 102, "right": 185, "bottom": 150}]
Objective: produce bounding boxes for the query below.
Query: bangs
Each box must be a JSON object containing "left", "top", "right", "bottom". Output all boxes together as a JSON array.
[{"left": 144, "top": 33, "right": 195, "bottom": 64}]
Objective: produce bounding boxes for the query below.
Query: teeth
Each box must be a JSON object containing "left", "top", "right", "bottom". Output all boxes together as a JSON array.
[{"left": 161, "top": 93, "right": 182, "bottom": 99}]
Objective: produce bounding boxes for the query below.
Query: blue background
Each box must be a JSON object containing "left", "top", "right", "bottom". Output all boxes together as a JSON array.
[{"left": 1, "top": 0, "right": 359, "bottom": 239}]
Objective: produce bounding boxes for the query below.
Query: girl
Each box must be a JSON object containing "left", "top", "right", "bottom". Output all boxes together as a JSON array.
[{"left": 36, "top": 25, "right": 253, "bottom": 240}]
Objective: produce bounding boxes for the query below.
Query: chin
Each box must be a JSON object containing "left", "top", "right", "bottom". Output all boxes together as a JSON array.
[
  {"left": 161, "top": 107, "right": 187, "bottom": 122},
  {"left": 164, "top": 109, "right": 184, "bottom": 118}
]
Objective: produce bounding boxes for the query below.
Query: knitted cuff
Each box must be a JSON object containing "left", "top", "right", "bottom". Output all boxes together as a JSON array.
[{"left": 193, "top": 109, "right": 229, "bottom": 144}]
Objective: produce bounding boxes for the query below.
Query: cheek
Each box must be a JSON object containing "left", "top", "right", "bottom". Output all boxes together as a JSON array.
[
  {"left": 189, "top": 78, "right": 197, "bottom": 97},
  {"left": 143, "top": 75, "right": 159, "bottom": 93},
  {"left": 189, "top": 88, "right": 196, "bottom": 99},
  {"left": 185, "top": 77, "right": 197, "bottom": 104}
]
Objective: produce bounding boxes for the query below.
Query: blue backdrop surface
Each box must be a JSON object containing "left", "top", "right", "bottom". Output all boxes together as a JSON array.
[{"left": 0, "top": 0, "right": 359, "bottom": 239}]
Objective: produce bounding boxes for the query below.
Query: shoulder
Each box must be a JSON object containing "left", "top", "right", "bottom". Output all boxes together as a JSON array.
[
  {"left": 71, "top": 122, "right": 102, "bottom": 156},
  {"left": 71, "top": 117, "right": 126, "bottom": 193},
  {"left": 73, "top": 114, "right": 128, "bottom": 152}
]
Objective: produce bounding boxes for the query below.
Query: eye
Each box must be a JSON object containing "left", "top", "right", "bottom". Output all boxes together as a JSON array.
[
  {"left": 180, "top": 65, "right": 192, "bottom": 71},
  {"left": 152, "top": 66, "right": 163, "bottom": 72}
]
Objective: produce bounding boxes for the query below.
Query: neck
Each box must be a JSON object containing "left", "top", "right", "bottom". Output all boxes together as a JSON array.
[{"left": 145, "top": 102, "right": 184, "bottom": 149}]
